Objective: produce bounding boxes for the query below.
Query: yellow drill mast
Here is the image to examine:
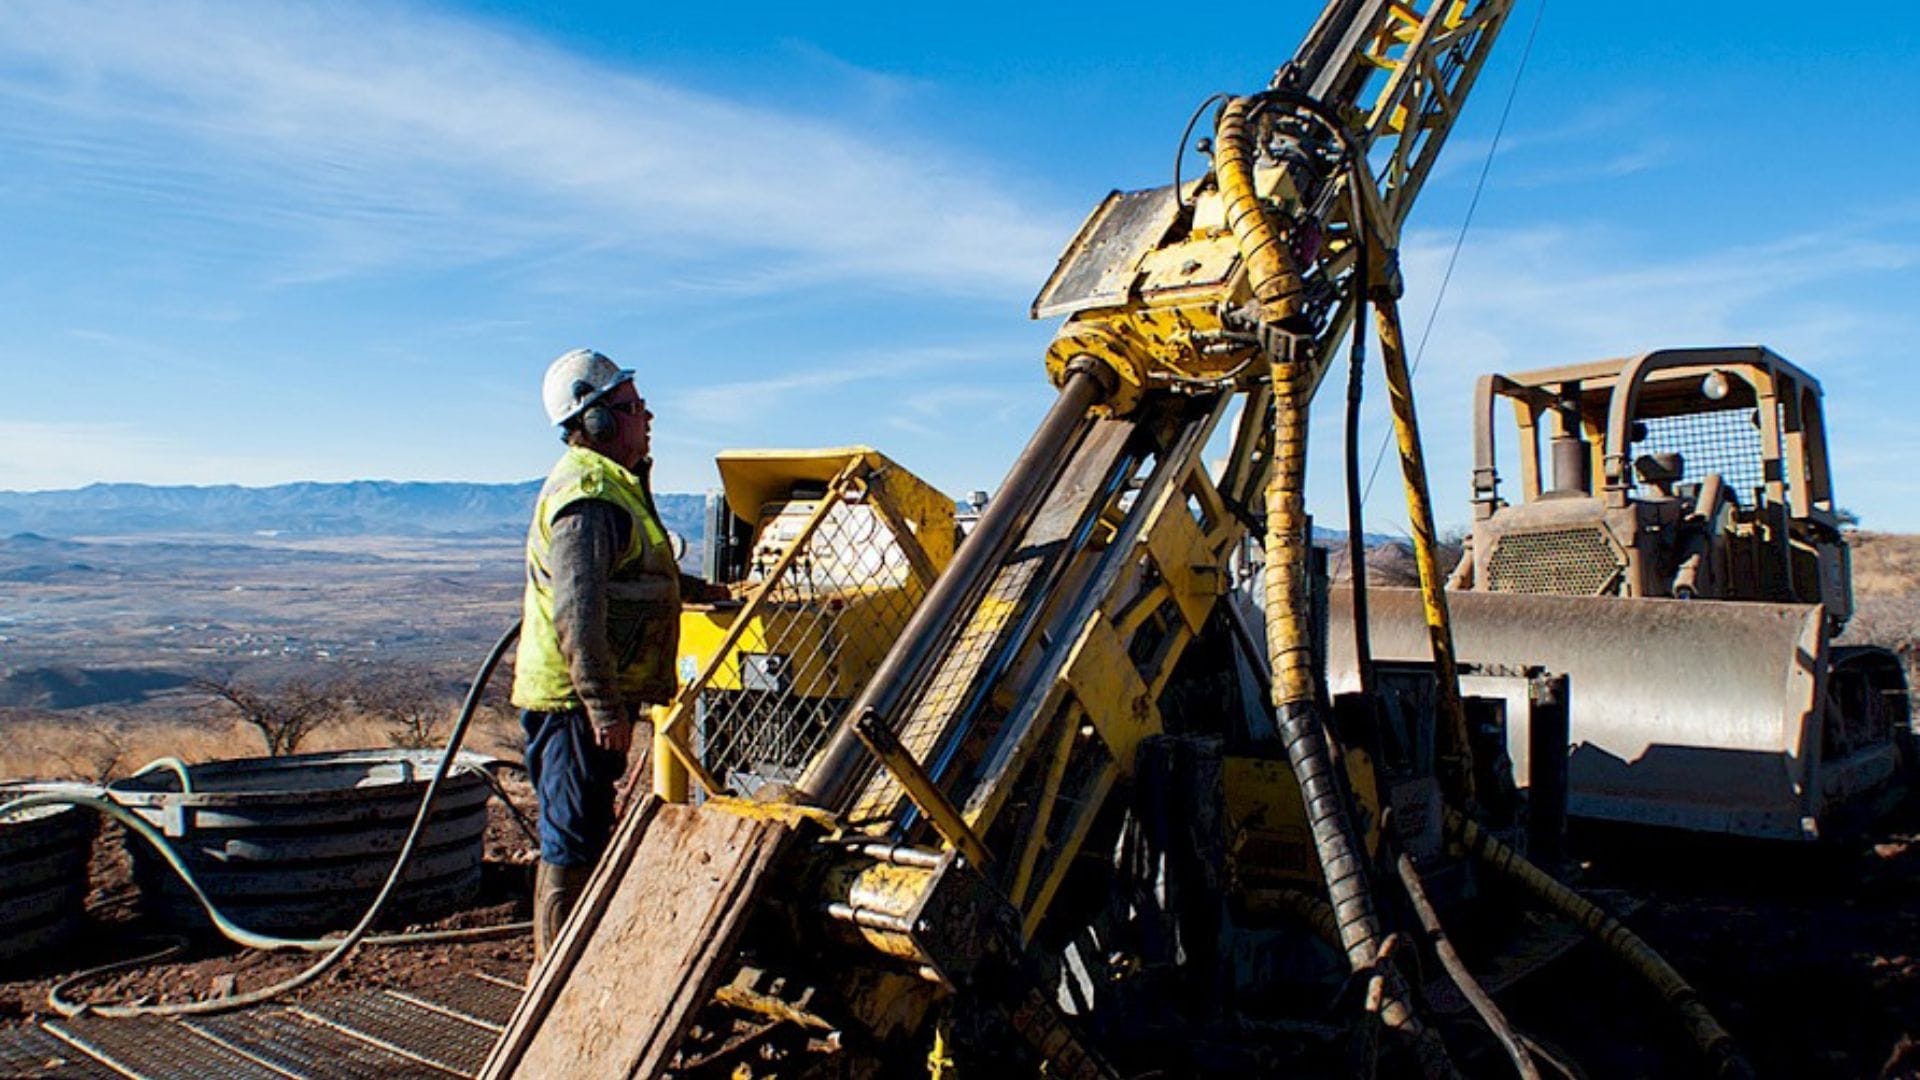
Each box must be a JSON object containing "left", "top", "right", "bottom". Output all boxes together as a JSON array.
[{"left": 485, "top": 2, "right": 1518, "bottom": 1076}]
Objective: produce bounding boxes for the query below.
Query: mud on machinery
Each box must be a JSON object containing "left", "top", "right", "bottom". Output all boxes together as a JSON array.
[
  {"left": 481, "top": 2, "right": 1759, "bottom": 1076},
  {"left": 1337, "top": 346, "right": 1912, "bottom": 841}
]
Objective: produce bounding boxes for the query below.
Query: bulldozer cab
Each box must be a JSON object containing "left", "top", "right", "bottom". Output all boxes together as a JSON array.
[{"left": 1462, "top": 345, "right": 1852, "bottom": 628}]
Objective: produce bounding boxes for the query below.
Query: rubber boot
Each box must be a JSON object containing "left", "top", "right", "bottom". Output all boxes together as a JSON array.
[{"left": 533, "top": 860, "right": 594, "bottom": 962}]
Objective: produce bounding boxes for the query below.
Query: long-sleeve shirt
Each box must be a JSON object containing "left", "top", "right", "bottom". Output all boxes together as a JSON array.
[{"left": 547, "top": 499, "right": 631, "bottom": 732}]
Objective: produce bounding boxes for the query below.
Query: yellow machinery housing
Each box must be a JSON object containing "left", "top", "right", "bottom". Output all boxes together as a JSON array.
[{"left": 667, "top": 448, "right": 957, "bottom": 798}]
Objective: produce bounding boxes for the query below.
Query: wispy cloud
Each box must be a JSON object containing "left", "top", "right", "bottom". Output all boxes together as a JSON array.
[
  {"left": 672, "top": 343, "right": 1029, "bottom": 427},
  {"left": 775, "top": 40, "right": 928, "bottom": 113},
  {"left": 0, "top": 421, "right": 330, "bottom": 489},
  {"left": 1343, "top": 215, "right": 1920, "bottom": 530},
  {"left": 0, "top": 0, "right": 1066, "bottom": 294},
  {"left": 1432, "top": 97, "right": 1675, "bottom": 190}
]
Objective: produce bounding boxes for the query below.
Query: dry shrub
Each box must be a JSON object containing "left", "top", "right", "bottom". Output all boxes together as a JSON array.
[
  {"left": 44, "top": 718, "right": 128, "bottom": 783},
  {"left": 0, "top": 712, "right": 252, "bottom": 782},
  {"left": 1849, "top": 532, "right": 1920, "bottom": 599},
  {"left": 347, "top": 668, "right": 456, "bottom": 749},
  {"left": 0, "top": 705, "right": 525, "bottom": 783},
  {"left": 193, "top": 675, "right": 341, "bottom": 757}
]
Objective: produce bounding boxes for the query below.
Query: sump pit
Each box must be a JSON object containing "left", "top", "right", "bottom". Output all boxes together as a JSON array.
[{"left": 106, "top": 748, "right": 495, "bottom": 934}]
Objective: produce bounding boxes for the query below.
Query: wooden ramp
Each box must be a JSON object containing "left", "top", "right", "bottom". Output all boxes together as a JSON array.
[{"left": 480, "top": 798, "right": 794, "bottom": 1078}]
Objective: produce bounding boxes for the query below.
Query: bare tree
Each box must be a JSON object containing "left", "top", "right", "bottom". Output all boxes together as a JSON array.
[
  {"left": 47, "top": 718, "right": 131, "bottom": 782},
  {"left": 352, "top": 669, "right": 455, "bottom": 750},
  {"left": 194, "top": 675, "right": 339, "bottom": 757}
]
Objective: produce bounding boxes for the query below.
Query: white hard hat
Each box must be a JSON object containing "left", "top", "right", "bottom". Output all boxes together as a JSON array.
[{"left": 541, "top": 348, "right": 634, "bottom": 427}]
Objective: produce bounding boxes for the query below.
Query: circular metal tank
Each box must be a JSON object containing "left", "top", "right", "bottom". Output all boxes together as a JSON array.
[
  {"left": 0, "top": 790, "right": 96, "bottom": 962},
  {"left": 108, "top": 749, "right": 493, "bottom": 934}
]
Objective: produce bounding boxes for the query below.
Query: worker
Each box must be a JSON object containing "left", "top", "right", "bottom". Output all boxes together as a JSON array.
[{"left": 510, "top": 347, "right": 725, "bottom": 959}]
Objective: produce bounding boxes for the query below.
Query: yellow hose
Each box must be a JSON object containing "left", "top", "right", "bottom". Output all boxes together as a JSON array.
[
  {"left": 1265, "top": 362, "right": 1317, "bottom": 709},
  {"left": 1214, "top": 97, "right": 1308, "bottom": 327},
  {"left": 1445, "top": 809, "right": 1755, "bottom": 1079},
  {"left": 1221, "top": 93, "right": 1455, "bottom": 1079},
  {"left": 1373, "top": 297, "right": 1475, "bottom": 804}
]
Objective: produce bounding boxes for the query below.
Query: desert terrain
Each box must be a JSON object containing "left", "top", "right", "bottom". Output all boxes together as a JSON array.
[
  {"left": 0, "top": 521, "right": 1917, "bottom": 1077},
  {"left": 0, "top": 530, "right": 531, "bottom": 775}
]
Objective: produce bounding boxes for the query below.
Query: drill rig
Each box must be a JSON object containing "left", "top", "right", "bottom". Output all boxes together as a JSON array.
[{"left": 480, "top": 4, "right": 1747, "bottom": 1076}]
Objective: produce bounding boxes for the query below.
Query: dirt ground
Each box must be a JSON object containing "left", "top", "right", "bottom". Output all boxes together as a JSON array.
[
  {"left": 1506, "top": 795, "right": 1920, "bottom": 1080},
  {"left": 0, "top": 772, "right": 538, "bottom": 1024},
  {"left": 3, "top": 777, "right": 1917, "bottom": 1078}
]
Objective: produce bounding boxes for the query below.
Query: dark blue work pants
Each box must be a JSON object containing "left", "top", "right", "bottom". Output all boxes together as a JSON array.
[{"left": 521, "top": 707, "right": 627, "bottom": 868}]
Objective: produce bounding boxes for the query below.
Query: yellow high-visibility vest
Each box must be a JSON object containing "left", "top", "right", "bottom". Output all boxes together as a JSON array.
[{"left": 510, "top": 446, "right": 682, "bottom": 710}]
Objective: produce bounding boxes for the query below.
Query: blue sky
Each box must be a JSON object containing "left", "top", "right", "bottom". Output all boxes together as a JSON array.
[{"left": 2, "top": 1, "right": 1918, "bottom": 532}]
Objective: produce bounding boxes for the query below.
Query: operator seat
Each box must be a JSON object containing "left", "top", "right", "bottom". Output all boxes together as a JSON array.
[{"left": 1634, "top": 452, "right": 1684, "bottom": 500}]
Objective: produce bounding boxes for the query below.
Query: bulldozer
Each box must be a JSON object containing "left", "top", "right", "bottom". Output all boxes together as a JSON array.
[
  {"left": 1333, "top": 346, "right": 1911, "bottom": 841},
  {"left": 476, "top": 4, "right": 1759, "bottom": 1077}
]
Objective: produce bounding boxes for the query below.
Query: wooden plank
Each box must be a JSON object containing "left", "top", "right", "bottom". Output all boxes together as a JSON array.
[{"left": 480, "top": 803, "right": 791, "bottom": 1078}]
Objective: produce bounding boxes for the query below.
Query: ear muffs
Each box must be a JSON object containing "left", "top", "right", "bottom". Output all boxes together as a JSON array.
[{"left": 581, "top": 403, "right": 617, "bottom": 441}]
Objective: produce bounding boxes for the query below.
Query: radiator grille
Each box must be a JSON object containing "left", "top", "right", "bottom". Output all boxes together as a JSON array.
[{"left": 1485, "top": 526, "right": 1623, "bottom": 596}]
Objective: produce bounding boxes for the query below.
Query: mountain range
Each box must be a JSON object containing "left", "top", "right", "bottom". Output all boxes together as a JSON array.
[
  {"left": 0, "top": 481, "right": 1413, "bottom": 554},
  {"left": 0, "top": 481, "right": 709, "bottom": 542}
]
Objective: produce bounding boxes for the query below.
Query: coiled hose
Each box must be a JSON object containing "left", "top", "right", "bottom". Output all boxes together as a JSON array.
[
  {"left": 0, "top": 620, "right": 526, "bottom": 1018},
  {"left": 1445, "top": 809, "right": 1756, "bottom": 1080},
  {"left": 1217, "top": 92, "right": 1455, "bottom": 1079}
]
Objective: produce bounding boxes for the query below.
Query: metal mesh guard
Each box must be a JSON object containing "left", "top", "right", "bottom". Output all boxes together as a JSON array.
[
  {"left": 1629, "top": 404, "right": 1780, "bottom": 505},
  {"left": 690, "top": 493, "right": 928, "bottom": 797},
  {"left": 1486, "top": 526, "right": 1622, "bottom": 596}
]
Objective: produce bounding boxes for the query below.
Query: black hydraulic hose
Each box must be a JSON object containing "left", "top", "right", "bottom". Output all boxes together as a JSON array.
[
  {"left": 1395, "top": 852, "right": 1539, "bottom": 1080},
  {"left": 1277, "top": 698, "right": 1458, "bottom": 1078},
  {"left": 1342, "top": 167, "right": 1375, "bottom": 697},
  {"left": 1223, "top": 89, "right": 1454, "bottom": 1077},
  {"left": 1173, "top": 91, "right": 1231, "bottom": 208}
]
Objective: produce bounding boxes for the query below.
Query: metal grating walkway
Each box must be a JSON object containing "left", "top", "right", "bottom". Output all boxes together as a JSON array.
[{"left": 0, "top": 972, "right": 523, "bottom": 1078}]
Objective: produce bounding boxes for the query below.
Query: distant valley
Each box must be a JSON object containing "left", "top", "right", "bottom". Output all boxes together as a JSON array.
[
  {"left": 7, "top": 481, "right": 1913, "bottom": 729},
  {"left": 0, "top": 480, "right": 711, "bottom": 720}
]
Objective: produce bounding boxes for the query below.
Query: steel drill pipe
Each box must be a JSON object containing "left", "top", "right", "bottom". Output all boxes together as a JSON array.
[{"left": 798, "top": 363, "right": 1110, "bottom": 812}]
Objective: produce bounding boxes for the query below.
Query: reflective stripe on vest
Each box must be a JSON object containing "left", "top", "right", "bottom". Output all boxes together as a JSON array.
[{"left": 510, "top": 446, "right": 682, "bottom": 710}]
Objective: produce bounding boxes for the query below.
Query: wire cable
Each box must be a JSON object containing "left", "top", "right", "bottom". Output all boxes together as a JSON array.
[
  {"left": 1361, "top": 0, "right": 1550, "bottom": 508},
  {"left": 1173, "top": 92, "right": 1232, "bottom": 207}
]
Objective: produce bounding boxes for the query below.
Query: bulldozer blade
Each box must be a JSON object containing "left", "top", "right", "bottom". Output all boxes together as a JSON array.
[
  {"left": 480, "top": 796, "right": 795, "bottom": 1078},
  {"left": 1327, "top": 586, "right": 1904, "bottom": 841}
]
